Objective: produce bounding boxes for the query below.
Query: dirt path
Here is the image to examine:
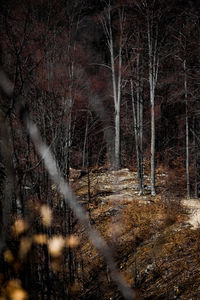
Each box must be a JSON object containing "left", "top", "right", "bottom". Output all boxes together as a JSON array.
[{"left": 181, "top": 199, "right": 200, "bottom": 229}]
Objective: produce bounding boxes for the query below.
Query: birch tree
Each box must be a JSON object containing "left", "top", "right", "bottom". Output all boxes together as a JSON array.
[
  {"left": 134, "top": 0, "right": 160, "bottom": 196},
  {"left": 174, "top": 14, "right": 196, "bottom": 198},
  {"left": 146, "top": 6, "right": 159, "bottom": 196},
  {"left": 100, "top": 1, "right": 126, "bottom": 169},
  {"left": 130, "top": 49, "right": 144, "bottom": 195},
  {"left": 130, "top": 73, "right": 144, "bottom": 195}
]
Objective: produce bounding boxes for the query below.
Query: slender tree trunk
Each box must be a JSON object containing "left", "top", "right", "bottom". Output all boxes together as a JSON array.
[
  {"left": 66, "top": 107, "right": 72, "bottom": 183},
  {"left": 82, "top": 114, "right": 88, "bottom": 169},
  {"left": 115, "top": 105, "right": 120, "bottom": 169},
  {"left": 0, "top": 113, "right": 15, "bottom": 248},
  {"left": 137, "top": 52, "right": 144, "bottom": 195},
  {"left": 139, "top": 79, "right": 144, "bottom": 194},
  {"left": 147, "top": 14, "right": 158, "bottom": 197},
  {"left": 87, "top": 153, "right": 91, "bottom": 222},
  {"left": 150, "top": 87, "right": 156, "bottom": 196},
  {"left": 193, "top": 117, "right": 198, "bottom": 198},
  {"left": 108, "top": 5, "right": 120, "bottom": 169},
  {"left": 101, "top": 4, "right": 124, "bottom": 169},
  {"left": 184, "top": 59, "right": 190, "bottom": 198},
  {"left": 131, "top": 79, "right": 143, "bottom": 195}
]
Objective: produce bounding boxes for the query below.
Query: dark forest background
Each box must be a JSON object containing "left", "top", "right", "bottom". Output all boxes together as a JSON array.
[{"left": 1, "top": 0, "right": 200, "bottom": 299}]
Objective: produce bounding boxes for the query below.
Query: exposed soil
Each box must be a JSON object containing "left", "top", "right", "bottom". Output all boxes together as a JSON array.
[{"left": 181, "top": 199, "right": 200, "bottom": 229}]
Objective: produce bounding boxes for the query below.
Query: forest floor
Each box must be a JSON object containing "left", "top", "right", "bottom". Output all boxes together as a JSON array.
[
  {"left": 69, "top": 167, "right": 200, "bottom": 299},
  {"left": 181, "top": 199, "right": 200, "bottom": 229}
]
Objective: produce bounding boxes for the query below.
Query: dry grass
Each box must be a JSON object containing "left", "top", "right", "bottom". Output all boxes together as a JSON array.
[
  {"left": 76, "top": 190, "right": 194, "bottom": 299},
  {"left": 74, "top": 166, "right": 200, "bottom": 299},
  {"left": 1, "top": 167, "right": 199, "bottom": 300}
]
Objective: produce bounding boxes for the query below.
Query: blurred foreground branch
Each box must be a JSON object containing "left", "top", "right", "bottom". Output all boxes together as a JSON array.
[{"left": 0, "top": 66, "right": 135, "bottom": 300}]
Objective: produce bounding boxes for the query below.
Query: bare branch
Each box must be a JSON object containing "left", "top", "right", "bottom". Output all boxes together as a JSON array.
[{"left": 24, "top": 117, "right": 135, "bottom": 300}]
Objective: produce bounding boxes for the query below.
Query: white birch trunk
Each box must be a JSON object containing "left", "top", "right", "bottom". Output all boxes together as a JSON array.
[
  {"left": 147, "top": 14, "right": 158, "bottom": 197},
  {"left": 115, "top": 105, "right": 120, "bottom": 169},
  {"left": 100, "top": 4, "right": 124, "bottom": 169},
  {"left": 150, "top": 87, "right": 156, "bottom": 196},
  {"left": 137, "top": 53, "right": 144, "bottom": 194}
]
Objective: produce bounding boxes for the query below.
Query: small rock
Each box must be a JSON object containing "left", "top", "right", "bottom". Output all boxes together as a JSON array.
[{"left": 104, "top": 208, "right": 121, "bottom": 216}]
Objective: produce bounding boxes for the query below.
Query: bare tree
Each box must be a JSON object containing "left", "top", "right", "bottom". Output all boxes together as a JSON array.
[
  {"left": 100, "top": 1, "right": 126, "bottom": 169},
  {"left": 0, "top": 59, "right": 136, "bottom": 299},
  {"left": 128, "top": 20, "right": 144, "bottom": 195},
  {"left": 183, "top": 59, "right": 190, "bottom": 198},
  {"left": 146, "top": 5, "right": 159, "bottom": 196},
  {"left": 131, "top": 74, "right": 144, "bottom": 195}
]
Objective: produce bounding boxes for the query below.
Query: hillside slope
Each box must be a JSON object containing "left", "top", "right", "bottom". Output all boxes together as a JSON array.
[{"left": 71, "top": 168, "right": 200, "bottom": 299}]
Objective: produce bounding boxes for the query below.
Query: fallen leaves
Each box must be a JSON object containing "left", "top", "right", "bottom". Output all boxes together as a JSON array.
[{"left": 1, "top": 280, "right": 28, "bottom": 300}]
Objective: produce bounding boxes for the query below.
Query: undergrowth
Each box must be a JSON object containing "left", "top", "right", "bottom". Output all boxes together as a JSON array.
[{"left": 77, "top": 191, "right": 196, "bottom": 299}]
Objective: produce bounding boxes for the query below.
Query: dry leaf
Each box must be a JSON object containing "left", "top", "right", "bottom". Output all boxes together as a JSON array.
[
  {"left": 33, "top": 234, "right": 47, "bottom": 245},
  {"left": 48, "top": 235, "right": 65, "bottom": 257},
  {"left": 12, "top": 219, "right": 28, "bottom": 236},
  {"left": 10, "top": 289, "right": 28, "bottom": 300},
  {"left": 4, "top": 280, "right": 28, "bottom": 300},
  {"left": 19, "top": 237, "right": 32, "bottom": 259},
  {"left": 4, "top": 249, "right": 14, "bottom": 264},
  {"left": 40, "top": 205, "right": 52, "bottom": 226},
  {"left": 66, "top": 235, "right": 80, "bottom": 248}
]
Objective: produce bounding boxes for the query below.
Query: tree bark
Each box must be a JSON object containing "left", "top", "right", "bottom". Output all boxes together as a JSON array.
[
  {"left": 193, "top": 117, "right": 198, "bottom": 198},
  {"left": 131, "top": 79, "right": 144, "bottom": 195},
  {"left": 147, "top": 13, "right": 159, "bottom": 197},
  {"left": 115, "top": 105, "right": 120, "bottom": 169},
  {"left": 184, "top": 59, "right": 190, "bottom": 198},
  {"left": 100, "top": 3, "right": 124, "bottom": 169}
]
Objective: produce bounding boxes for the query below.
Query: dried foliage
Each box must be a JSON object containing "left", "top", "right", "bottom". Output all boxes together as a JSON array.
[{"left": 1, "top": 0, "right": 200, "bottom": 299}]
